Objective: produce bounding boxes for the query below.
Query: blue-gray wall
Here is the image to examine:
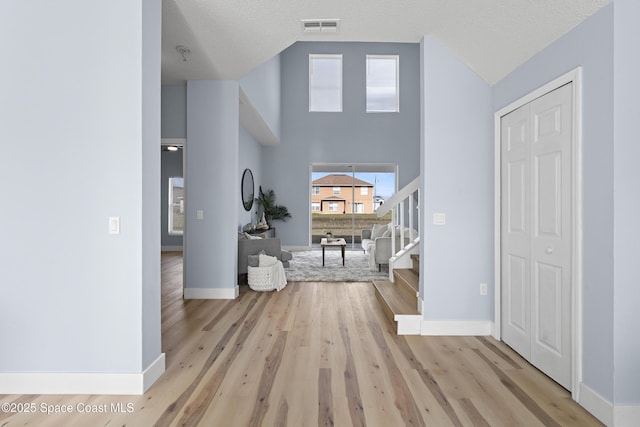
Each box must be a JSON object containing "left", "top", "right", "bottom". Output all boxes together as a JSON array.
[
  {"left": 240, "top": 54, "right": 282, "bottom": 141},
  {"left": 493, "top": 4, "right": 616, "bottom": 403},
  {"left": 0, "top": 0, "right": 161, "bottom": 378},
  {"left": 161, "top": 149, "right": 183, "bottom": 248},
  {"left": 264, "top": 42, "right": 421, "bottom": 247},
  {"left": 184, "top": 80, "right": 239, "bottom": 296},
  {"left": 239, "top": 127, "right": 263, "bottom": 229},
  {"left": 612, "top": 0, "right": 640, "bottom": 407},
  {"left": 141, "top": 0, "right": 162, "bottom": 370},
  {"left": 420, "top": 37, "right": 493, "bottom": 321},
  {"left": 161, "top": 85, "right": 187, "bottom": 138}
]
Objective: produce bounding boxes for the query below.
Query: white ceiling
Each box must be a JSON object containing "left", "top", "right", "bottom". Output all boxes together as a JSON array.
[{"left": 162, "top": 0, "right": 611, "bottom": 85}]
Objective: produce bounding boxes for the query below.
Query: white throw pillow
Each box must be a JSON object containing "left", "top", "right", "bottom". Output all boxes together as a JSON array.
[
  {"left": 371, "top": 223, "right": 388, "bottom": 239},
  {"left": 258, "top": 253, "right": 278, "bottom": 267}
]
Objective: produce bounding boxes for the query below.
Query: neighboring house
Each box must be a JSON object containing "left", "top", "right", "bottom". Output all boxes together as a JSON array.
[{"left": 311, "top": 174, "right": 374, "bottom": 214}]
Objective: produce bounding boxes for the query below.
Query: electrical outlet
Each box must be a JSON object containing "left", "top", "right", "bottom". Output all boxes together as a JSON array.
[{"left": 480, "top": 283, "right": 488, "bottom": 296}]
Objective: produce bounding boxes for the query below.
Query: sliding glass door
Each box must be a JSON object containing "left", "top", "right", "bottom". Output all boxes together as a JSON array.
[{"left": 310, "top": 163, "right": 396, "bottom": 249}]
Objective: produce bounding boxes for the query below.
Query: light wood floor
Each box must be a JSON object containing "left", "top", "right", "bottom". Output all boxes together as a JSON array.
[{"left": 0, "top": 252, "right": 602, "bottom": 426}]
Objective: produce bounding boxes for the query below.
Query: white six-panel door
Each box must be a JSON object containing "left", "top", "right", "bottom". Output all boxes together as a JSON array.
[{"left": 501, "top": 83, "right": 573, "bottom": 390}]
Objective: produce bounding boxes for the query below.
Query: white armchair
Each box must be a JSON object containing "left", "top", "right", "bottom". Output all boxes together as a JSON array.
[{"left": 361, "top": 224, "right": 415, "bottom": 271}]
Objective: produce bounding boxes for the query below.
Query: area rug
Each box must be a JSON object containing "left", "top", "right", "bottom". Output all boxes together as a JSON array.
[{"left": 285, "top": 250, "right": 389, "bottom": 282}]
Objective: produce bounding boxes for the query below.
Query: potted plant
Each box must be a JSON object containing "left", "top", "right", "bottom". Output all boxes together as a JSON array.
[{"left": 255, "top": 186, "right": 291, "bottom": 227}]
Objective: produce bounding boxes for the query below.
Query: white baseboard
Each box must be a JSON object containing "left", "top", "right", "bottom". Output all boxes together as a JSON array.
[
  {"left": 184, "top": 286, "right": 239, "bottom": 299},
  {"left": 0, "top": 353, "right": 165, "bottom": 395},
  {"left": 143, "top": 353, "right": 166, "bottom": 392},
  {"left": 161, "top": 245, "right": 183, "bottom": 252},
  {"left": 421, "top": 320, "right": 493, "bottom": 336},
  {"left": 579, "top": 382, "right": 640, "bottom": 427},
  {"left": 615, "top": 405, "right": 640, "bottom": 427},
  {"left": 396, "top": 315, "right": 422, "bottom": 335},
  {"left": 579, "top": 382, "right": 613, "bottom": 426}
]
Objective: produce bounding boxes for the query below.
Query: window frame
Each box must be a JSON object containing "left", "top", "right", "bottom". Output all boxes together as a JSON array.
[
  {"left": 168, "top": 177, "right": 184, "bottom": 236},
  {"left": 333, "top": 186, "right": 340, "bottom": 195},
  {"left": 366, "top": 54, "right": 400, "bottom": 113},
  {"left": 309, "top": 54, "right": 343, "bottom": 112}
]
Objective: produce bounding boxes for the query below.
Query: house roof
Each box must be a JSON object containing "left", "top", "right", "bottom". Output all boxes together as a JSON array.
[
  {"left": 313, "top": 174, "right": 373, "bottom": 187},
  {"left": 161, "top": 0, "right": 610, "bottom": 85}
]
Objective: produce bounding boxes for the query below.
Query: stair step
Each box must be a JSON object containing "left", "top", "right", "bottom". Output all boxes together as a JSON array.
[
  {"left": 411, "top": 254, "right": 420, "bottom": 275},
  {"left": 373, "top": 280, "right": 419, "bottom": 324},
  {"left": 393, "top": 268, "right": 419, "bottom": 301}
]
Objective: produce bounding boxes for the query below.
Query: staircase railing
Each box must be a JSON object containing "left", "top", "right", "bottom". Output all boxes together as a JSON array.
[{"left": 376, "top": 176, "right": 420, "bottom": 262}]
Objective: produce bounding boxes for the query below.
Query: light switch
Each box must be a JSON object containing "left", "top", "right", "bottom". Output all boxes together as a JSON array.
[
  {"left": 196, "top": 209, "right": 204, "bottom": 220},
  {"left": 433, "top": 212, "right": 446, "bottom": 225},
  {"left": 480, "top": 283, "right": 488, "bottom": 296},
  {"left": 109, "top": 216, "right": 120, "bottom": 235}
]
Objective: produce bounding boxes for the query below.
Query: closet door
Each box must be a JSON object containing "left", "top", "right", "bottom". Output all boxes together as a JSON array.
[
  {"left": 501, "top": 83, "right": 573, "bottom": 390},
  {"left": 501, "top": 103, "right": 532, "bottom": 359}
]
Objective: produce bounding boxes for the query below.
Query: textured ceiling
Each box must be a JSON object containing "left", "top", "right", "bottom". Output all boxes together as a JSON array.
[{"left": 162, "top": 0, "right": 611, "bottom": 85}]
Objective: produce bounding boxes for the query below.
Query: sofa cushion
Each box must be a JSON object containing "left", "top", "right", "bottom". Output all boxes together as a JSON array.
[
  {"left": 259, "top": 253, "right": 279, "bottom": 267},
  {"left": 371, "top": 223, "right": 388, "bottom": 239}
]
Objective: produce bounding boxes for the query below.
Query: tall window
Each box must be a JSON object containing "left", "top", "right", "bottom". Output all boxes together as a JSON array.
[
  {"left": 309, "top": 54, "right": 342, "bottom": 112},
  {"left": 361, "top": 186, "right": 368, "bottom": 195},
  {"left": 312, "top": 186, "right": 320, "bottom": 195},
  {"left": 333, "top": 186, "right": 340, "bottom": 195},
  {"left": 366, "top": 55, "right": 399, "bottom": 113},
  {"left": 168, "top": 177, "right": 184, "bottom": 235}
]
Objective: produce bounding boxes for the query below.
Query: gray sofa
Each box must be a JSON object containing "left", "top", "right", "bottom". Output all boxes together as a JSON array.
[{"left": 237, "top": 236, "right": 292, "bottom": 276}]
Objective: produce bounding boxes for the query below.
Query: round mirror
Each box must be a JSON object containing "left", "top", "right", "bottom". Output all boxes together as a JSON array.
[{"left": 241, "top": 168, "right": 254, "bottom": 211}]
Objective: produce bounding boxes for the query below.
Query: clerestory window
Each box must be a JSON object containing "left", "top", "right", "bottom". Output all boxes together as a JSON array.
[{"left": 309, "top": 54, "right": 342, "bottom": 112}]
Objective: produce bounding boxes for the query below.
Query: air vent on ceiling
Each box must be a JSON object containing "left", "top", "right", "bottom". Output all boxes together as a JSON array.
[{"left": 301, "top": 19, "right": 340, "bottom": 34}]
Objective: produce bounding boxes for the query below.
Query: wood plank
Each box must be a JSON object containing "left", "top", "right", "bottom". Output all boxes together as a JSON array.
[
  {"left": 318, "top": 368, "right": 334, "bottom": 427},
  {"left": 247, "top": 330, "right": 288, "bottom": 426}
]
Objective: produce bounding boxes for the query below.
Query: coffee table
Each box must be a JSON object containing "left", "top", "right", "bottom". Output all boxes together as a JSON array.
[{"left": 320, "top": 238, "right": 347, "bottom": 266}]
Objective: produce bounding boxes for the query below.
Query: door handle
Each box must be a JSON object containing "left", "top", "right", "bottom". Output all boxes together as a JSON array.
[{"left": 546, "top": 247, "right": 554, "bottom": 254}]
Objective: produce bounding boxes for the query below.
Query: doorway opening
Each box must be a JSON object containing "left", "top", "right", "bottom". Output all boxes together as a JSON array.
[{"left": 161, "top": 139, "right": 186, "bottom": 253}]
